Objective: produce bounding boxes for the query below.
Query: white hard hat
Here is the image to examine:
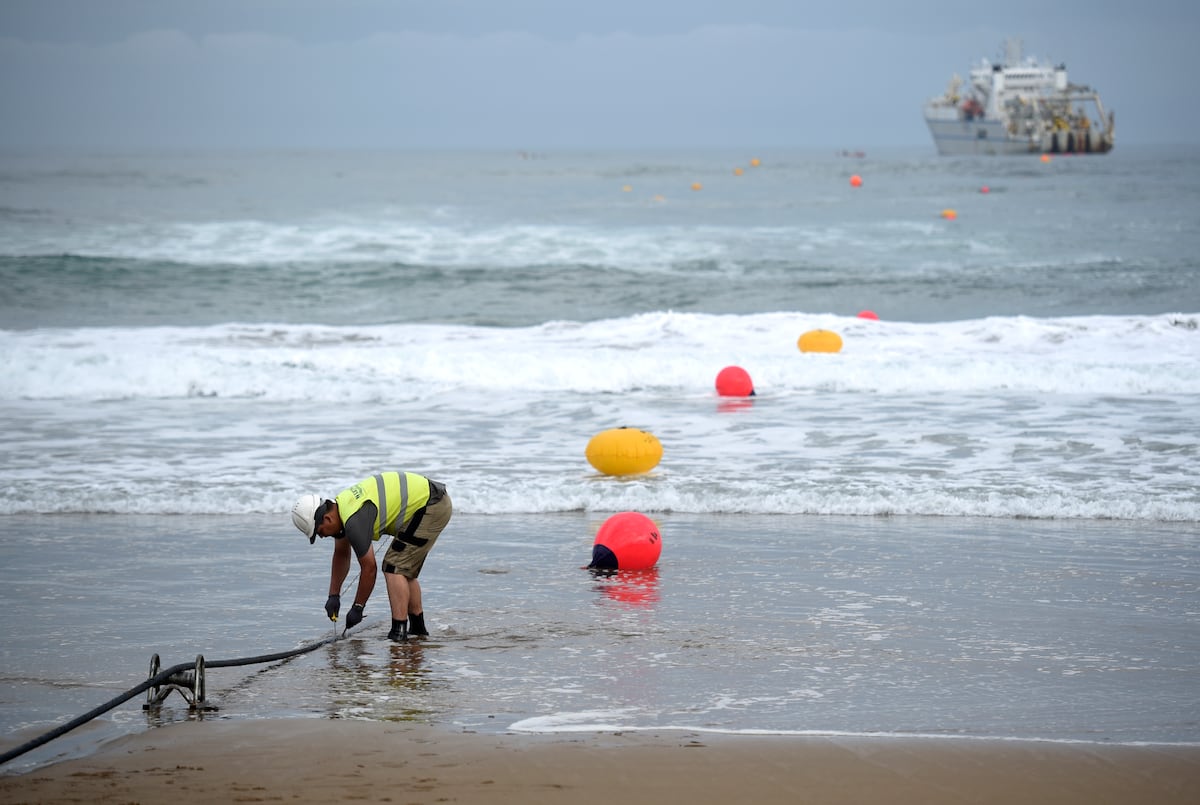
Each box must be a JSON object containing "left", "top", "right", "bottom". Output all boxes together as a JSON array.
[{"left": 291, "top": 493, "right": 324, "bottom": 544}]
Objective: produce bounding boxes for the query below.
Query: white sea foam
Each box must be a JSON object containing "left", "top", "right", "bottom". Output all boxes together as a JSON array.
[
  {"left": 0, "top": 211, "right": 1137, "bottom": 279},
  {"left": 2, "top": 312, "right": 1196, "bottom": 401},
  {"left": 507, "top": 716, "right": 1200, "bottom": 747},
  {"left": 2, "top": 311, "right": 1196, "bottom": 519},
  {"left": 2, "top": 218, "right": 804, "bottom": 269}
]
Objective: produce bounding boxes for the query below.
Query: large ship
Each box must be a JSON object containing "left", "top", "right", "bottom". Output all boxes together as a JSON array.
[{"left": 923, "top": 39, "right": 1115, "bottom": 156}]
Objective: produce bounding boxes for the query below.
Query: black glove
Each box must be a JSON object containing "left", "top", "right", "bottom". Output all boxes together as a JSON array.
[
  {"left": 345, "top": 603, "right": 365, "bottom": 630},
  {"left": 324, "top": 594, "right": 340, "bottom": 621}
]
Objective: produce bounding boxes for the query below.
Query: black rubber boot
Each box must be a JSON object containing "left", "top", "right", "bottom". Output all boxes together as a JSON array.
[
  {"left": 387, "top": 620, "right": 408, "bottom": 642},
  {"left": 408, "top": 612, "right": 429, "bottom": 637}
]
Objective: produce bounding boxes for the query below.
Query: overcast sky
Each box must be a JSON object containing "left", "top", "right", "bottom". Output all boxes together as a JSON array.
[{"left": 1, "top": 1, "right": 1195, "bottom": 150}]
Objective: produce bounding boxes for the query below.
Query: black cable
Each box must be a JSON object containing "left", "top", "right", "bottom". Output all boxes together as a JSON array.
[
  {"left": 0, "top": 631, "right": 343, "bottom": 767},
  {"left": 205, "top": 632, "right": 341, "bottom": 669},
  {"left": 4, "top": 529, "right": 388, "bottom": 767}
]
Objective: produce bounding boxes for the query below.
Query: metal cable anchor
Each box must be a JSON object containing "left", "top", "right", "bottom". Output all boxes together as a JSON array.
[{"left": 142, "top": 653, "right": 218, "bottom": 712}]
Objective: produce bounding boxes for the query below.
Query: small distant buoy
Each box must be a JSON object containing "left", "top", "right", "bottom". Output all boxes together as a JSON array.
[
  {"left": 1040, "top": 154, "right": 1051, "bottom": 163},
  {"left": 941, "top": 208, "right": 957, "bottom": 220},
  {"left": 857, "top": 310, "right": 879, "bottom": 320},
  {"left": 691, "top": 182, "right": 703, "bottom": 191},
  {"left": 750, "top": 158, "right": 761, "bottom": 167},
  {"left": 715, "top": 365, "right": 755, "bottom": 397},
  {"left": 585, "top": 427, "right": 663, "bottom": 476},
  {"left": 622, "top": 184, "right": 632, "bottom": 192},
  {"left": 980, "top": 185, "right": 990, "bottom": 194},
  {"left": 733, "top": 167, "right": 744, "bottom": 176},
  {"left": 798, "top": 329, "right": 843, "bottom": 353},
  {"left": 589, "top": 512, "right": 662, "bottom": 571},
  {"left": 849, "top": 174, "right": 863, "bottom": 188},
  {"left": 652, "top": 194, "right": 665, "bottom": 203}
]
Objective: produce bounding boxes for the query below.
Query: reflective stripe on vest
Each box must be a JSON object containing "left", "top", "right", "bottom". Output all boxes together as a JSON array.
[{"left": 336, "top": 472, "right": 431, "bottom": 541}]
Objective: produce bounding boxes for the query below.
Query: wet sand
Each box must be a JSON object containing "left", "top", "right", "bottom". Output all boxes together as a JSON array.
[{"left": 2, "top": 719, "right": 1198, "bottom": 804}]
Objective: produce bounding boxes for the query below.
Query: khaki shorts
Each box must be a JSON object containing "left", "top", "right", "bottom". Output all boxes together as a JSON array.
[{"left": 381, "top": 486, "right": 451, "bottom": 579}]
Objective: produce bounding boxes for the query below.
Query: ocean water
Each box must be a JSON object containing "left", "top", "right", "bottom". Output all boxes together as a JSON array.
[{"left": 1, "top": 147, "right": 1198, "bottom": 769}]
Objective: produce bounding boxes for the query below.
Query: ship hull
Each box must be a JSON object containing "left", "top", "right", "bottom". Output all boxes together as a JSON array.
[{"left": 924, "top": 114, "right": 1039, "bottom": 156}]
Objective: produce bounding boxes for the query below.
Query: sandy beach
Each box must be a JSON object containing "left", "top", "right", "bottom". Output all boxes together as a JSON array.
[{"left": 2, "top": 720, "right": 1198, "bottom": 805}]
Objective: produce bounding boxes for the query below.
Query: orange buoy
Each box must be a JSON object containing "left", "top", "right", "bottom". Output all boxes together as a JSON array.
[
  {"left": 691, "top": 182, "right": 703, "bottom": 191},
  {"left": 715, "top": 365, "right": 755, "bottom": 397},
  {"left": 849, "top": 174, "right": 863, "bottom": 188},
  {"left": 585, "top": 427, "right": 663, "bottom": 476},
  {"left": 857, "top": 309, "right": 879, "bottom": 320},
  {"left": 941, "top": 208, "right": 957, "bottom": 220},
  {"left": 589, "top": 512, "right": 662, "bottom": 570},
  {"left": 1040, "top": 154, "right": 1051, "bottom": 163},
  {"left": 733, "top": 167, "right": 744, "bottom": 176},
  {"left": 750, "top": 158, "right": 761, "bottom": 167},
  {"left": 797, "top": 329, "right": 843, "bottom": 353}
]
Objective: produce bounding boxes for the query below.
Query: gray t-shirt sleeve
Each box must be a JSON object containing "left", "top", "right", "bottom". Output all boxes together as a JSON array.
[{"left": 339, "top": 501, "right": 377, "bottom": 559}]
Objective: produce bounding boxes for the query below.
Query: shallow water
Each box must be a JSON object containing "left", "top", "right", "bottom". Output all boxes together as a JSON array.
[{"left": 2, "top": 512, "right": 1196, "bottom": 772}]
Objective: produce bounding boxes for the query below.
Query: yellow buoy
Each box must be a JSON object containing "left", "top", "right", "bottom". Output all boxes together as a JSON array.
[
  {"left": 586, "top": 427, "right": 663, "bottom": 476},
  {"left": 622, "top": 184, "right": 632, "bottom": 192},
  {"left": 797, "top": 329, "right": 843, "bottom": 353}
]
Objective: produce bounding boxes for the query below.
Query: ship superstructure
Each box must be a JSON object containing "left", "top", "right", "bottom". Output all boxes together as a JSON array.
[{"left": 923, "top": 39, "right": 1114, "bottom": 156}]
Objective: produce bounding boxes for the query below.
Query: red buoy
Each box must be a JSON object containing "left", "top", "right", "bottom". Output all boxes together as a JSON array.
[
  {"left": 589, "top": 512, "right": 662, "bottom": 571},
  {"left": 715, "top": 365, "right": 755, "bottom": 397},
  {"left": 857, "top": 310, "right": 879, "bottom": 320}
]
